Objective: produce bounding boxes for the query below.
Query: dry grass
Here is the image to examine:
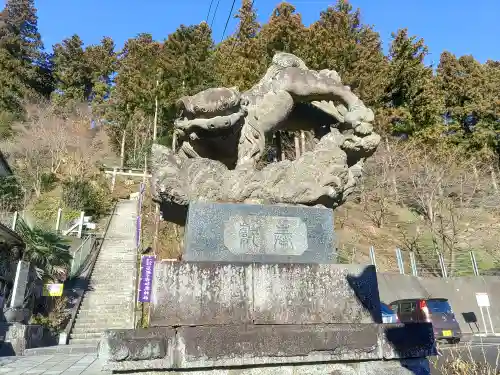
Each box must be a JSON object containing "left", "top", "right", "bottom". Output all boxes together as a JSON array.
[{"left": 432, "top": 344, "right": 500, "bottom": 375}]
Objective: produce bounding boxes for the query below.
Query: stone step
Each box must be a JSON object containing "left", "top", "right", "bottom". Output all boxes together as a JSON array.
[
  {"left": 78, "top": 307, "right": 132, "bottom": 315},
  {"left": 89, "top": 275, "right": 133, "bottom": 284},
  {"left": 68, "top": 338, "right": 101, "bottom": 345},
  {"left": 73, "top": 321, "right": 131, "bottom": 330},
  {"left": 72, "top": 327, "right": 129, "bottom": 335},
  {"left": 81, "top": 296, "right": 133, "bottom": 302},
  {"left": 70, "top": 332, "right": 102, "bottom": 340},
  {"left": 92, "top": 263, "right": 136, "bottom": 267},
  {"left": 83, "top": 292, "right": 133, "bottom": 297},
  {"left": 87, "top": 281, "right": 135, "bottom": 286},
  {"left": 24, "top": 344, "right": 98, "bottom": 356},
  {"left": 76, "top": 315, "right": 128, "bottom": 322},
  {"left": 78, "top": 309, "right": 132, "bottom": 316},
  {"left": 80, "top": 298, "right": 133, "bottom": 305}
]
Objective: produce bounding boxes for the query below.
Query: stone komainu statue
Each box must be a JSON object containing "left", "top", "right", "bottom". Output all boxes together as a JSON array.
[{"left": 152, "top": 52, "right": 380, "bottom": 212}]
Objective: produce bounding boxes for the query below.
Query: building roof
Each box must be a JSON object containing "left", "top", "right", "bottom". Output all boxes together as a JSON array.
[{"left": 0, "top": 151, "right": 13, "bottom": 177}]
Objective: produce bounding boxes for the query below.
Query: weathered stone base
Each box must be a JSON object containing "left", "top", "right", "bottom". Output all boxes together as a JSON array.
[
  {"left": 110, "top": 359, "right": 431, "bottom": 375},
  {"left": 0, "top": 323, "right": 57, "bottom": 356},
  {"left": 99, "top": 323, "right": 436, "bottom": 372}
]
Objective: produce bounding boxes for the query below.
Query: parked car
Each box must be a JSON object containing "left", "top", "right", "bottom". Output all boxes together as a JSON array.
[
  {"left": 389, "top": 298, "right": 461, "bottom": 343},
  {"left": 381, "top": 302, "right": 399, "bottom": 323}
]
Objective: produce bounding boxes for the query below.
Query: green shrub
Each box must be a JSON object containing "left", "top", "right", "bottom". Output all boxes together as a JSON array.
[
  {"left": 40, "top": 173, "right": 58, "bottom": 192},
  {"left": 62, "top": 178, "right": 94, "bottom": 212},
  {"left": 0, "top": 176, "right": 24, "bottom": 211},
  {"left": 62, "top": 177, "right": 113, "bottom": 218},
  {"left": 30, "top": 194, "right": 60, "bottom": 229}
]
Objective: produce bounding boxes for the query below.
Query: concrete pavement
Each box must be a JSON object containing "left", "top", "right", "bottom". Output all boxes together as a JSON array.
[{"left": 0, "top": 354, "right": 107, "bottom": 375}]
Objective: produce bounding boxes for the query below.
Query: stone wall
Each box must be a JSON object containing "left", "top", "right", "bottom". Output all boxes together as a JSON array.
[{"left": 0, "top": 323, "right": 57, "bottom": 355}]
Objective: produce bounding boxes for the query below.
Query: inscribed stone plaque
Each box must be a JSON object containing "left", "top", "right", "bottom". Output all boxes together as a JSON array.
[{"left": 183, "top": 202, "right": 335, "bottom": 263}]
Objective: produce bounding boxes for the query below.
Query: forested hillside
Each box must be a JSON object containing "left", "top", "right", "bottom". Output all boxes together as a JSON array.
[{"left": 1, "top": 0, "right": 499, "bottom": 274}]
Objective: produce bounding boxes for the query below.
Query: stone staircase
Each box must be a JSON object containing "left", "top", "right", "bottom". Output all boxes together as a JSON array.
[{"left": 68, "top": 200, "right": 138, "bottom": 346}]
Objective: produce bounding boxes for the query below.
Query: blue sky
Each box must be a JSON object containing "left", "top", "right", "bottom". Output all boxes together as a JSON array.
[{"left": 2, "top": 0, "right": 499, "bottom": 65}]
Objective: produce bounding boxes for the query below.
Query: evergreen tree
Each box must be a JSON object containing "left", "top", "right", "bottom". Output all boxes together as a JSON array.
[
  {"left": 259, "top": 2, "right": 306, "bottom": 60},
  {"left": 105, "top": 34, "right": 161, "bottom": 156},
  {"left": 381, "top": 29, "right": 442, "bottom": 135},
  {"left": 214, "top": 0, "right": 265, "bottom": 90},
  {"left": 85, "top": 37, "right": 117, "bottom": 104},
  {"left": 157, "top": 23, "right": 217, "bottom": 142},
  {"left": 51, "top": 34, "right": 92, "bottom": 106},
  {"left": 0, "top": 0, "right": 53, "bottom": 117},
  {"left": 437, "top": 53, "right": 500, "bottom": 157},
  {"left": 303, "top": 0, "right": 388, "bottom": 106}
]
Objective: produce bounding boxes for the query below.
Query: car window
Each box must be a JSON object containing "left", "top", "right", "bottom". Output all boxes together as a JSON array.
[
  {"left": 389, "top": 303, "right": 398, "bottom": 313},
  {"left": 381, "top": 303, "right": 394, "bottom": 314},
  {"left": 399, "top": 302, "right": 416, "bottom": 313},
  {"left": 426, "top": 300, "right": 452, "bottom": 313}
]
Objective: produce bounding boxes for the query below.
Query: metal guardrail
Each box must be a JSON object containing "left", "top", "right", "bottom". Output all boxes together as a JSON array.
[
  {"left": 363, "top": 246, "right": 489, "bottom": 278},
  {"left": 69, "top": 235, "right": 95, "bottom": 278}
]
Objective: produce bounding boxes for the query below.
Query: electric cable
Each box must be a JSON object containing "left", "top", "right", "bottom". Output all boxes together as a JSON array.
[{"left": 220, "top": 0, "right": 237, "bottom": 42}]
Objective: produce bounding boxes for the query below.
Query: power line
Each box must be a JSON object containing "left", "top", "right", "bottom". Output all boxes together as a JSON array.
[
  {"left": 206, "top": 0, "right": 215, "bottom": 22},
  {"left": 210, "top": 0, "right": 221, "bottom": 29},
  {"left": 229, "top": 0, "right": 255, "bottom": 57},
  {"left": 220, "top": 0, "right": 237, "bottom": 42}
]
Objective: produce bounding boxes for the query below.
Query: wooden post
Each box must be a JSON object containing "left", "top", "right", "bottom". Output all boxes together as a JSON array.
[
  {"left": 153, "top": 204, "right": 160, "bottom": 256},
  {"left": 11, "top": 211, "right": 18, "bottom": 231},
  {"left": 55, "top": 208, "right": 62, "bottom": 232},
  {"left": 120, "top": 129, "right": 127, "bottom": 169},
  {"left": 77, "top": 211, "right": 85, "bottom": 238},
  {"left": 111, "top": 167, "right": 117, "bottom": 192}
]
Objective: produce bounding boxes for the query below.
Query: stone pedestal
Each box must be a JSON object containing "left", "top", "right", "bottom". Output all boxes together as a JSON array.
[{"left": 100, "top": 203, "right": 435, "bottom": 374}]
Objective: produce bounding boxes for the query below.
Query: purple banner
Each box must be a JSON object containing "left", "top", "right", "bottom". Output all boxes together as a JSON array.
[{"left": 138, "top": 255, "right": 155, "bottom": 302}]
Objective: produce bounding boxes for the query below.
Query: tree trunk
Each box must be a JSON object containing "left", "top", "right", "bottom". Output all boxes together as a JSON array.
[
  {"left": 133, "top": 128, "right": 138, "bottom": 161},
  {"left": 490, "top": 166, "right": 499, "bottom": 194},
  {"left": 153, "top": 80, "right": 159, "bottom": 142},
  {"left": 300, "top": 130, "right": 306, "bottom": 154},
  {"left": 275, "top": 132, "right": 282, "bottom": 162},
  {"left": 120, "top": 128, "right": 127, "bottom": 169},
  {"left": 384, "top": 137, "right": 398, "bottom": 200},
  {"left": 294, "top": 134, "right": 300, "bottom": 159}
]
